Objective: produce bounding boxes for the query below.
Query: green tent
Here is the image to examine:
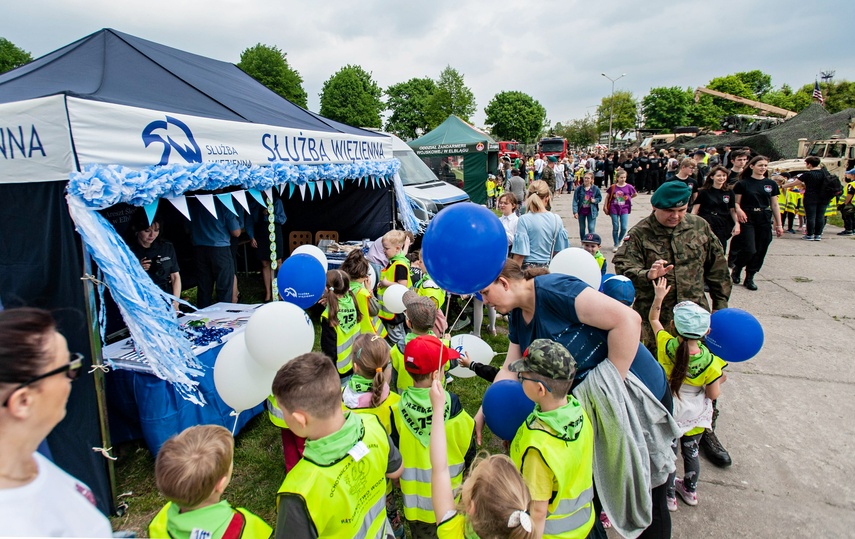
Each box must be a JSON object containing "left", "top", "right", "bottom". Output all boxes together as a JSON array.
[{"left": 408, "top": 115, "right": 499, "bottom": 205}]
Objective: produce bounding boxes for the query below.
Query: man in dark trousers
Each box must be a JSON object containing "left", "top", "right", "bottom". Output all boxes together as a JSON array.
[{"left": 188, "top": 196, "right": 242, "bottom": 308}]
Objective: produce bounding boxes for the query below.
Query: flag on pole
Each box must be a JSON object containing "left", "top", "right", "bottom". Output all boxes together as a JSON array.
[{"left": 813, "top": 80, "right": 824, "bottom": 105}]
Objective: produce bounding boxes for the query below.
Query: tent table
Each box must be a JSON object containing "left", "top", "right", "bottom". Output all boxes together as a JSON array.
[{"left": 103, "top": 303, "right": 264, "bottom": 455}]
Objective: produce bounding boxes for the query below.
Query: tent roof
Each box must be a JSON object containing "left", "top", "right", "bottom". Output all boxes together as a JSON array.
[
  {"left": 0, "top": 28, "right": 376, "bottom": 136},
  {"left": 408, "top": 115, "right": 496, "bottom": 148}
]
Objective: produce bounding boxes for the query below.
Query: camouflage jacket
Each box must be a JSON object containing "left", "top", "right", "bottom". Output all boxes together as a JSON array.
[
  {"left": 541, "top": 166, "right": 556, "bottom": 193},
  {"left": 613, "top": 213, "right": 731, "bottom": 346}
]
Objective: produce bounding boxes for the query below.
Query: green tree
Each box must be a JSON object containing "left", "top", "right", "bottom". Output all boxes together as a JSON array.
[
  {"left": 319, "top": 65, "right": 384, "bottom": 128},
  {"left": 641, "top": 87, "right": 693, "bottom": 130},
  {"left": 483, "top": 91, "right": 547, "bottom": 143},
  {"left": 0, "top": 37, "right": 32, "bottom": 74},
  {"left": 686, "top": 95, "right": 725, "bottom": 129},
  {"left": 705, "top": 75, "right": 755, "bottom": 115},
  {"left": 425, "top": 66, "right": 476, "bottom": 128},
  {"left": 384, "top": 77, "right": 436, "bottom": 139},
  {"left": 237, "top": 44, "right": 307, "bottom": 108},
  {"left": 761, "top": 83, "right": 811, "bottom": 113},
  {"left": 596, "top": 90, "right": 637, "bottom": 134},
  {"left": 793, "top": 80, "right": 855, "bottom": 114},
  {"left": 734, "top": 70, "right": 773, "bottom": 98},
  {"left": 553, "top": 116, "right": 598, "bottom": 148}
]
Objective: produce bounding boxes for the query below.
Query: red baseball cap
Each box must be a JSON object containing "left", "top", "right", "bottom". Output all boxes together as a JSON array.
[{"left": 403, "top": 335, "right": 461, "bottom": 375}]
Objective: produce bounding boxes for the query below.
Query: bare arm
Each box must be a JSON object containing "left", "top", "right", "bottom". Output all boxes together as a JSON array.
[
  {"left": 170, "top": 272, "right": 182, "bottom": 311},
  {"left": 771, "top": 197, "right": 783, "bottom": 237},
  {"left": 573, "top": 287, "right": 641, "bottom": 379},
  {"left": 691, "top": 204, "right": 700, "bottom": 215},
  {"left": 734, "top": 194, "right": 747, "bottom": 223},
  {"left": 530, "top": 500, "right": 548, "bottom": 538},
  {"left": 648, "top": 278, "right": 670, "bottom": 335},
  {"left": 705, "top": 379, "right": 721, "bottom": 400},
  {"left": 429, "top": 378, "right": 456, "bottom": 524}
]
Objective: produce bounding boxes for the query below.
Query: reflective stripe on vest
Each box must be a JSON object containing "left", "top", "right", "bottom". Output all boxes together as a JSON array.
[
  {"left": 321, "top": 294, "right": 360, "bottom": 374},
  {"left": 377, "top": 256, "right": 411, "bottom": 321},
  {"left": 510, "top": 403, "right": 595, "bottom": 539},
  {"left": 277, "top": 414, "right": 391, "bottom": 539},
  {"left": 392, "top": 401, "right": 474, "bottom": 523},
  {"left": 266, "top": 395, "right": 287, "bottom": 429}
]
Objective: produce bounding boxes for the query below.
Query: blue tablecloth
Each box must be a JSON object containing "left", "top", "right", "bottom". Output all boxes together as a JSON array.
[{"left": 106, "top": 344, "right": 264, "bottom": 455}]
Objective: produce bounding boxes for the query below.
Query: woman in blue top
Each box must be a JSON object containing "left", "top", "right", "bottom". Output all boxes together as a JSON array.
[{"left": 511, "top": 180, "right": 569, "bottom": 269}]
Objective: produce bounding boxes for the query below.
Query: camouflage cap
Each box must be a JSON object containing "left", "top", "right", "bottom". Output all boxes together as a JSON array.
[{"left": 509, "top": 339, "right": 577, "bottom": 381}]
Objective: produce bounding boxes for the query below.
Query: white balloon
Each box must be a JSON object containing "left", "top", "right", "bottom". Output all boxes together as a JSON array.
[
  {"left": 367, "top": 265, "right": 377, "bottom": 292},
  {"left": 450, "top": 333, "right": 495, "bottom": 364},
  {"left": 382, "top": 284, "right": 408, "bottom": 314},
  {"left": 549, "top": 247, "right": 602, "bottom": 289},
  {"left": 214, "top": 334, "right": 278, "bottom": 412},
  {"left": 245, "top": 302, "right": 315, "bottom": 370},
  {"left": 292, "top": 244, "right": 328, "bottom": 271}
]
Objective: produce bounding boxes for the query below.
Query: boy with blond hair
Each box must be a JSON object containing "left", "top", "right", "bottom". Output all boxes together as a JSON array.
[
  {"left": 273, "top": 352, "right": 403, "bottom": 539},
  {"left": 509, "top": 339, "right": 595, "bottom": 538},
  {"left": 377, "top": 230, "right": 412, "bottom": 347},
  {"left": 149, "top": 425, "right": 272, "bottom": 539},
  {"left": 391, "top": 335, "right": 476, "bottom": 539}
]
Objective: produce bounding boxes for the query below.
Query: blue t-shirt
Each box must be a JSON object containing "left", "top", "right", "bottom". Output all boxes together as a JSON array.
[
  {"left": 511, "top": 212, "right": 570, "bottom": 265},
  {"left": 189, "top": 198, "right": 242, "bottom": 247},
  {"left": 508, "top": 273, "right": 667, "bottom": 399}
]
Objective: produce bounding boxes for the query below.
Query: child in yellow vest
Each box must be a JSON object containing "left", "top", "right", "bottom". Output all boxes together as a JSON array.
[
  {"left": 391, "top": 336, "right": 476, "bottom": 539},
  {"left": 390, "top": 294, "right": 450, "bottom": 393},
  {"left": 149, "top": 425, "right": 272, "bottom": 539},
  {"left": 486, "top": 176, "right": 497, "bottom": 209},
  {"left": 428, "top": 377, "right": 536, "bottom": 539},
  {"left": 273, "top": 353, "right": 404, "bottom": 538},
  {"left": 650, "top": 278, "right": 726, "bottom": 510},
  {"left": 581, "top": 233, "right": 607, "bottom": 277},
  {"left": 320, "top": 269, "right": 363, "bottom": 384},
  {"left": 378, "top": 230, "right": 412, "bottom": 348},
  {"left": 509, "top": 340, "right": 596, "bottom": 538},
  {"left": 341, "top": 249, "right": 388, "bottom": 338},
  {"left": 839, "top": 169, "right": 855, "bottom": 235},
  {"left": 343, "top": 334, "right": 404, "bottom": 538}
]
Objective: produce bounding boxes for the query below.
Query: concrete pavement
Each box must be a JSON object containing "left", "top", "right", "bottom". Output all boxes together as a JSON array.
[{"left": 550, "top": 187, "right": 855, "bottom": 538}]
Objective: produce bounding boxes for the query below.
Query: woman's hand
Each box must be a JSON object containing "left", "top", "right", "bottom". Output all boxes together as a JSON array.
[
  {"left": 653, "top": 277, "right": 671, "bottom": 300},
  {"left": 140, "top": 257, "right": 152, "bottom": 271},
  {"left": 775, "top": 225, "right": 784, "bottom": 238},
  {"left": 573, "top": 213, "right": 578, "bottom": 219},
  {"left": 736, "top": 208, "right": 748, "bottom": 223},
  {"left": 732, "top": 223, "right": 741, "bottom": 237},
  {"left": 250, "top": 238, "right": 258, "bottom": 249}
]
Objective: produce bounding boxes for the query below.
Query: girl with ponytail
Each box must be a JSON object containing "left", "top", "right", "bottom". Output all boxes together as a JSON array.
[
  {"left": 320, "top": 270, "right": 363, "bottom": 381},
  {"left": 649, "top": 278, "right": 726, "bottom": 510},
  {"left": 342, "top": 334, "right": 403, "bottom": 537}
]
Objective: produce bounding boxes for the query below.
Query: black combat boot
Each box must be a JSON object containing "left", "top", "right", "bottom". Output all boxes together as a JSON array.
[
  {"left": 700, "top": 404, "right": 732, "bottom": 467},
  {"left": 730, "top": 267, "right": 742, "bottom": 284},
  {"left": 743, "top": 272, "right": 758, "bottom": 291}
]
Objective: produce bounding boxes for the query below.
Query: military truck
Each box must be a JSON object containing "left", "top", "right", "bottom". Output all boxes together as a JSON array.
[{"left": 769, "top": 118, "right": 855, "bottom": 179}]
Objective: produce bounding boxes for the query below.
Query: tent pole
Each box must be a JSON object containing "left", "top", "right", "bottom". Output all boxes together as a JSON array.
[{"left": 81, "top": 248, "right": 119, "bottom": 514}]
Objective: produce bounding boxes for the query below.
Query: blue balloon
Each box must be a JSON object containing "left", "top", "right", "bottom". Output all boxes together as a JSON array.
[
  {"left": 422, "top": 203, "right": 508, "bottom": 295},
  {"left": 705, "top": 308, "right": 764, "bottom": 362},
  {"left": 483, "top": 380, "right": 535, "bottom": 441},
  {"left": 599, "top": 273, "right": 616, "bottom": 292},
  {"left": 277, "top": 254, "right": 326, "bottom": 309}
]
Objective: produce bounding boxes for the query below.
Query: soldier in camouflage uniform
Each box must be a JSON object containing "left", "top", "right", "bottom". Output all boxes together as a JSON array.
[
  {"left": 614, "top": 181, "right": 734, "bottom": 468},
  {"left": 541, "top": 156, "right": 557, "bottom": 195}
]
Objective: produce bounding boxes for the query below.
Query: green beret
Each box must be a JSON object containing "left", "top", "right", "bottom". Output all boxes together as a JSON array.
[
  {"left": 548, "top": 156, "right": 558, "bottom": 162},
  {"left": 651, "top": 181, "right": 692, "bottom": 209}
]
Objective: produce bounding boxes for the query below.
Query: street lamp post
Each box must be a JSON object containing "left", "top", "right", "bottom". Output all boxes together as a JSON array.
[{"left": 601, "top": 72, "right": 626, "bottom": 151}]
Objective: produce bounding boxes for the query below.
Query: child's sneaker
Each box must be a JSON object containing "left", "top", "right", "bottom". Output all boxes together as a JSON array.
[
  {"left": 667, "top": 496, "right": 678, "bottom": 512},
  {"left": 675, "top": 478, "right": 698, "bottom": 506},
  {"left": 599, "top": 511, "right": 612, "bottom": 529}
]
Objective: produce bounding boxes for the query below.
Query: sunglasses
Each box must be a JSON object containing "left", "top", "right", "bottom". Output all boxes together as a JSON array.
[
  {"left": 517, "top": 372, "right": 552, "bottom": 393},
  {"left": 2, "top": 353, "right": 83, "bottom": 407}
]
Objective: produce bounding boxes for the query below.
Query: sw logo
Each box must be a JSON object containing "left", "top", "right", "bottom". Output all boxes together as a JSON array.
[
  {"left": 281, "top": 287, "right": 298, "bottom": 298},
  {"left": 142, "top": 116, "right": 203, "bottom": 165}
]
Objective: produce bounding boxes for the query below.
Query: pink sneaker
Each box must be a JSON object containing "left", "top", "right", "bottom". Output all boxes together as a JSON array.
[
  {"left": 667, "top": 496, "right": 678, "bottom": 512},
  {"left": 675, "top": 478, "right": 698, "bottom": 506}
]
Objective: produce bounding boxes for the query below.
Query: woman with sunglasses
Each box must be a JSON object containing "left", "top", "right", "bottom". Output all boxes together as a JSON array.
[{"left": 0, "top": 308, "right": 112, "bottom": 537}]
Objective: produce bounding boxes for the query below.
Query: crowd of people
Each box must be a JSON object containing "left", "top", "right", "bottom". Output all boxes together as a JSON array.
[{"left": 3, "top": 142, "right": 852, "bottom": 539}]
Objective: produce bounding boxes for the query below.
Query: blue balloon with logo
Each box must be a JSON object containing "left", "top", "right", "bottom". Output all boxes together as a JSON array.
[
  {"left": 421, "top": 203, "right": 508, "bottom": 295},
  {"left": 483, "top": 380, "right": 535, "bottom": 441},
  {"left": 277, "top": 254, "right": 326, "bottom": 309},
  {"left": 705, "top": 308, "right": 764, "bottom": 362}
]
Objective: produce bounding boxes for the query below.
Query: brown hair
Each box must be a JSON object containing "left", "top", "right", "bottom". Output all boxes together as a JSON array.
[
  {"left": 667, "top": 332, "right": 692, "bottom": 400},
  {"left": 729, "top": 149, "right": 749, "bottom": 163},
  {"left": 741, "top": 155, "right": 769, "bottom": 180},
  {"left": 498, "top": 192, "right": 519, "bottom": 211},
  {"left": 679, "top": 157, "right": 696, "bottom": 170},
  {"left": 494, "top": 259, "right": 548, "bottom": 283},
  {"left": 271, "top": 352, "right": 342, "bottom": 419},
  {"left": 340, "top": 250, "right": 370, "bottom": 280},
  {"left": 0, "top": 307, "right": 57, "bottom": 385},
  {"left": 614, "top": 168, "right": 627, "bottom": 180},
  {"left": 461, "top": 453, "right": 535, "bottom": 539},
  {"left": 700, "top": 165, "right": 732, "bottom": 191},
  {"left": 525, "top": 180, "right": 551, "bottom": 213},
  {"left": 323, "top": 270, "right": 361, "bottom": 327},
  {"left": 155, "top": 425, "right": 233, "bottom": 509},
  {"left": 352, "top": 335, "right": 391, "bottom": 408}
]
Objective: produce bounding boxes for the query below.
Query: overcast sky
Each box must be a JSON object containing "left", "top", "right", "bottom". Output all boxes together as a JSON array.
[{"left": 4, "top": 0, "right": 854, "bottom": 128}]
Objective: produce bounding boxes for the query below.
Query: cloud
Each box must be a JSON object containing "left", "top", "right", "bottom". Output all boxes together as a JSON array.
[{"left": 4, "top": 0, "right": 853, "bottom": 127}]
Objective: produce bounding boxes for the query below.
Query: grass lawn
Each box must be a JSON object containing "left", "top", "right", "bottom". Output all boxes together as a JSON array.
[{"left": 109, "top": 275, "right": 509, "bottom": 535}]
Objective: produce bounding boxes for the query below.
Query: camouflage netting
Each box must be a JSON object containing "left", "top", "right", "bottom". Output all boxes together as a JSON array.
[{"left": 665, "top": 104, "right": 855, "bottom": 160}]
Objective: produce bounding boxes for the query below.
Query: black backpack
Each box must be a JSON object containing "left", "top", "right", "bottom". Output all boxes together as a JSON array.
[{"left": 821, "top": 168, "right": 844, "bottom": 201}]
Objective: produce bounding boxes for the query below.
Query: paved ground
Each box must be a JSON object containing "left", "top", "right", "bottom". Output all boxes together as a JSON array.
[{"left": 550, "top": 188, "right": 855, "bottom": 538}]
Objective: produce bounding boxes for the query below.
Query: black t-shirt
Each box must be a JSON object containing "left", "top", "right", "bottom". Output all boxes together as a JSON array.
[
  {"left": 727, "top": 169, "right": 742, "bottom": 186},
  {"left": 694, "top": 187, "right": 735, "bottom": 216},
  {"left": 670, "top": 176, "right": 699, "bottom": 196},
  {"left": 648, "top": 157, "right": 661, "bottom": 172},
  {"left": 129, "top": 239, "right": 180, "bottom": 292},
  {"left": 796, "top": 169, "right": 825, "bottom": 197},
  {"left": 734, "top": 178, "right": 780, "bottom": 210},
  {"left": 620, "top": 159, "right": 636, "bottom": 180}
]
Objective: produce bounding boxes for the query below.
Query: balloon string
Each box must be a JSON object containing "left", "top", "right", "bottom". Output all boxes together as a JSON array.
[
  {"left": 230, "top": 410, "right": 240, "bottom": 436},
  {"left": 448, "top": 295, "right": 473, "bottom": 336}
]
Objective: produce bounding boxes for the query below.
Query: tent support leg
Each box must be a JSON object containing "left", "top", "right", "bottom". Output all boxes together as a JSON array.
[{"left": 81, "top": 249, "right": 119, "bottom": 515}]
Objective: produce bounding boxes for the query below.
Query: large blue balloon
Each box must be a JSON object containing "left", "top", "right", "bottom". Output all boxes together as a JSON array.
[
  {"left": 277, "top": 254, "right": 326, "bottom": 309},
  {"left": 483, "top": 380, "right": 535, "bottom": 441},
  {"left": 705, "top": 308, "right": 764, "bottom": 362},
  {"left": 422, "top": 203, "right": 508, "bottom": 294}
]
